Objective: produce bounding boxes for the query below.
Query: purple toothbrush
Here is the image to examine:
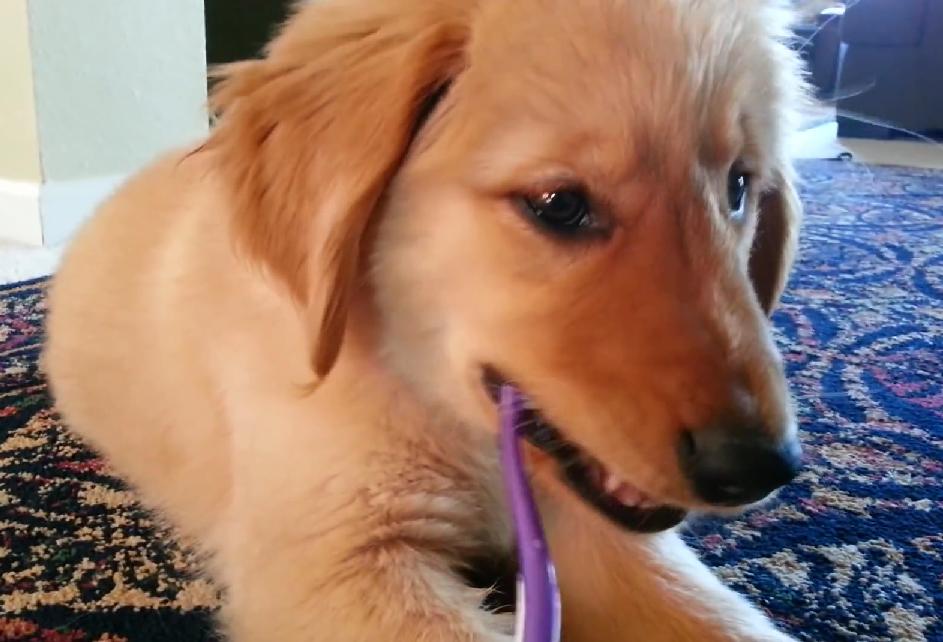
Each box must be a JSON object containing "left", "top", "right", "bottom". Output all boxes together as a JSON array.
[{"left": 499, "top": 385, "right": 562, "bottom": 642}]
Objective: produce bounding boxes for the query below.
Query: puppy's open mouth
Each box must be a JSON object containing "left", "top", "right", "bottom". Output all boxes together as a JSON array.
[{"left": 483, "top": 368, "right": 687, "bottom": 533}]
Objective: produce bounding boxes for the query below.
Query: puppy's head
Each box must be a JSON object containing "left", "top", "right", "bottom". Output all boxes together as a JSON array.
[{"left": 210, "top": 0, "right": 806, "bottom": 532}]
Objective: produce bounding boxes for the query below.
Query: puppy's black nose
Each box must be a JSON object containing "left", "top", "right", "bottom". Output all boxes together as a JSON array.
[{"left": 678, "top": 427, "right": 802, "bottom": 506}]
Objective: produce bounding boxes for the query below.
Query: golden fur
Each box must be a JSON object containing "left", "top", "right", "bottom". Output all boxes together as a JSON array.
[{"left": 44, "top": 0, "right": 806, "bottom": 639}]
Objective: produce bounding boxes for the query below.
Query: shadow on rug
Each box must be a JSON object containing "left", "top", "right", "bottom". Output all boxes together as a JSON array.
[{"left": 1, "top": 160, "right": 941, "bottom": 642}]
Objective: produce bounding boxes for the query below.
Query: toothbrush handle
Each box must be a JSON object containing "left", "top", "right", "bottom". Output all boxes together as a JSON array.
[{"left": 499, "top": 386, "right": 562, "bottom": 642}]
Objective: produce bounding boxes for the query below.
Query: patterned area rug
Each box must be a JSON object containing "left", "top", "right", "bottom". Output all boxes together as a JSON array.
[{"left": 1, "top": 160, "right": 941, "bottom": 642}]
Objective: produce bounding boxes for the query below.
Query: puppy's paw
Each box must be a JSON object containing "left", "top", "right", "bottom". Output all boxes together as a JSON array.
[
  {"left": 746, "top": 629, "right": 799, "bottom": 642},
  {"left": 698, "top": 624, "right": 799, "bottom": 642}
]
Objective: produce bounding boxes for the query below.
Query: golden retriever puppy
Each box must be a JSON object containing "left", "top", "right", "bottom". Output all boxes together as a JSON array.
[{"left": 44, "top": 0, "right": 806, "bottom": 639}]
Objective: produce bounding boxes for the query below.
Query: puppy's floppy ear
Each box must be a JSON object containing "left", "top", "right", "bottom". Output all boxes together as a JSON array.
[
  {"left": 749, "top": 169, "right": 801, "bottom": 316},
  {"left": 208, "top": 0, "right": 469, "bottom": 378}
]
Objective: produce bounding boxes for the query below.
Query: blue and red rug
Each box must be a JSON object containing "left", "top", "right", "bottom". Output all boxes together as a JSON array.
[{"left": 1, "top": 160, "right": 941, "bottom": 641}]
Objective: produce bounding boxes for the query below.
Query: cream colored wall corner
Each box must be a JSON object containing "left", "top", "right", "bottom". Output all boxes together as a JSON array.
[
  {"left": 0, "top": 0, "right": 209, "bottom": 247},
  {"left": 0, "top": 0, "right": 44, "bottom": 245}
]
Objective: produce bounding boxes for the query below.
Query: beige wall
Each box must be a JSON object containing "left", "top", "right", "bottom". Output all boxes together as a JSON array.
[
  {"left": 28, "top": 0, "right": 209, "bottom": 182},
  {"left": 0, "top": 1, "right": 208, "bottom": 246},
  {"left": 0, "top": 0, "right": 41, "bottom": 183},
  {"left": 1, "top": 1, "right": 208, "bottom": 185}
]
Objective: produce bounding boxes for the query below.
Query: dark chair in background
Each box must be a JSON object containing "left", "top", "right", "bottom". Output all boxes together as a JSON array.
[
  {"left": 204, "top": 0, "right": 293, "bottom": 66},
  {"left": 836, "top": 0, "right": 943, "bottom": 139},
  {"left": 794, "top": 5, "right": 846, "bottom": 100}
]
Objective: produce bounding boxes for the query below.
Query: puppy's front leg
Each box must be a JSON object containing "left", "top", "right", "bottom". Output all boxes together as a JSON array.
[
  {"left": 216, "top": 518, "right": 513, "bottom": 642},
  {"left": 213, "top": 487, "right": 513, "bottom": 642},
  {"left": 547, "top": 514, "right": 796, "bottom": 642}
]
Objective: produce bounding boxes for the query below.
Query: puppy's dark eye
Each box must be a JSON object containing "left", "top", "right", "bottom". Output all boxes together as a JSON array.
[
  {"left": 727, "top": 168, "right": 750, "bottom": 219},
  {"left": 517, "top": 190, "right": 595, "bottom": 235}
]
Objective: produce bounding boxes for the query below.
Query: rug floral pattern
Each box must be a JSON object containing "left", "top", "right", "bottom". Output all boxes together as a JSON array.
[{"left": 1, "top": 160, "right": 941, "bottom": 641}]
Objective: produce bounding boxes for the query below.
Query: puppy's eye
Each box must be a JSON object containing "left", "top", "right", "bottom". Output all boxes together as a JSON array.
[
  {"left": 727, "top": 168, "right": 750, "bottom": 220},
  {"left": 516, "top": 190, "right": 595, "bottom": 236}
]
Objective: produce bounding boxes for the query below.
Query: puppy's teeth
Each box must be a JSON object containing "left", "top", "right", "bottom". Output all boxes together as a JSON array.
[
  {"left": 614, "top": 485, "right": 644, "bottom": 506},
  {"left": 604, "top": 474, "right": 622, "bottom": 495},
  {"left": 587, "top": 463, "right": 604, "bottom": 488}
]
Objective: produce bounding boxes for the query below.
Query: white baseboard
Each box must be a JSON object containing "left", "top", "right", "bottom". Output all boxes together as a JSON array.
[
  {"left": 40, "top": 174, "right": 126, "bottom": 247},
  {"left": 790, "top": 121, "right": 848, "bottom": 160},
  {"left": 0, "top": 173, "right": 125, "bottom": 247},
  {"left": 0, "top": 179, "right": 43, "bottom": 246}
]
